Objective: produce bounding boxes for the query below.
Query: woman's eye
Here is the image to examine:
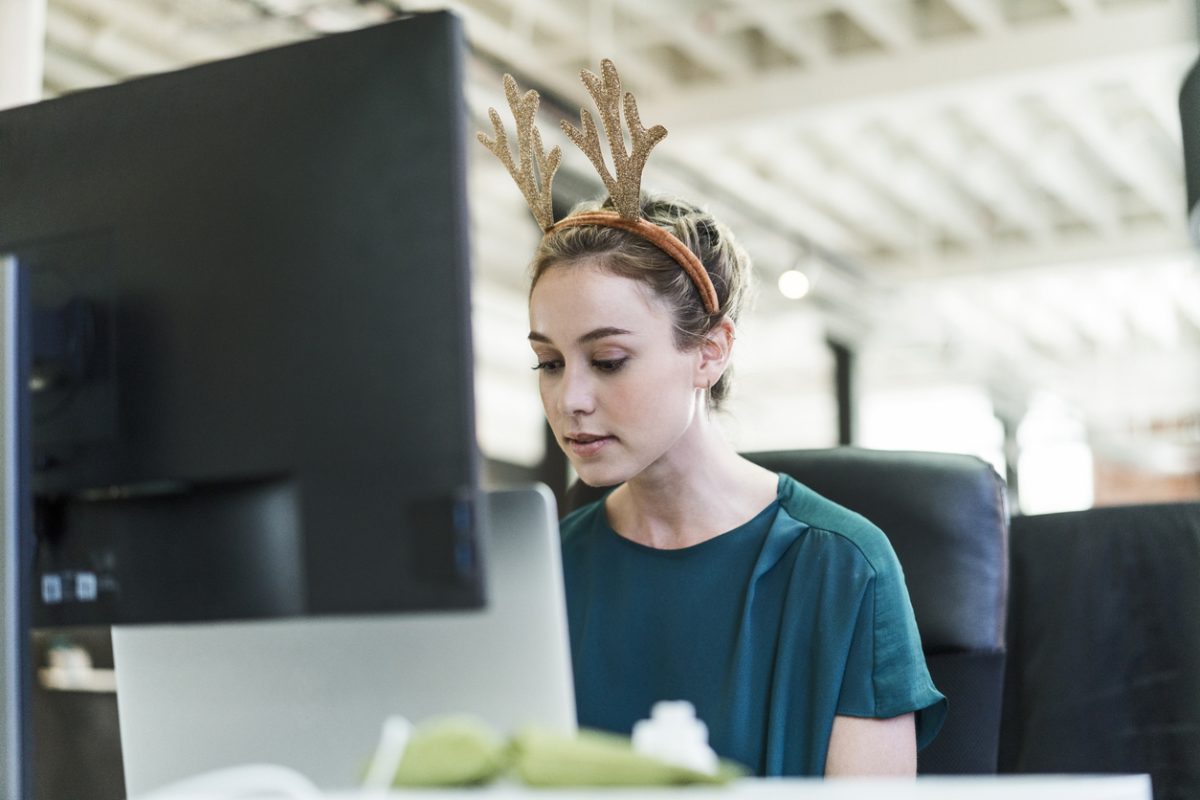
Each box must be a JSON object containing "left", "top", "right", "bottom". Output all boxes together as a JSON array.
[
  {"left": 532, "top": 360, "right": 563, "bottom": 373},
  {"left": 592, "top": 358, "right": 628, "bottom": 373}
]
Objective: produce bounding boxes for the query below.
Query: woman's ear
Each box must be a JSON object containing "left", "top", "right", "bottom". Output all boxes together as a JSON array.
[{"left": 695, "top": 318, "right": 736, "bottom": 390}]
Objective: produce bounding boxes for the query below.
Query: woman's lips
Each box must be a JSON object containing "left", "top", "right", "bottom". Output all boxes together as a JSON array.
[{"left": 565, "top": 434, "right": 614, "bottom": 457}]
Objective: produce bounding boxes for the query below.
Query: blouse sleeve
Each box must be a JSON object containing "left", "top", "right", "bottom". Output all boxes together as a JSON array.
[{"left": 834, "top": 535, "right": 947, "bottom": 750}]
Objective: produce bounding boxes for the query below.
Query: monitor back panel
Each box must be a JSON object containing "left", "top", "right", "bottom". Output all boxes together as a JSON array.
[{"left": 0, "top": 12, "right": 482, "bottom": 624}]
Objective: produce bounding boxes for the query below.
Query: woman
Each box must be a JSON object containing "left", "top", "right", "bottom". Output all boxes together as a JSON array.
[{"left": 481, "top": 61, "right": 945, "bottom": 777}]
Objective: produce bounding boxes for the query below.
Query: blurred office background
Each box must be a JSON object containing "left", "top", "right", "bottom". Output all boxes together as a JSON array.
[
  {"left": 11, "top": 0, "right": 1200, "bottom": 509},
  {"left": 3, "top": 2, "right": 1199, "bottom": 798}
]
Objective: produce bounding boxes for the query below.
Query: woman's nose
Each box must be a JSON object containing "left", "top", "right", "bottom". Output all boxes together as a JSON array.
[{"left": 558, "top": 363, "right": 596, "bottom": 416}]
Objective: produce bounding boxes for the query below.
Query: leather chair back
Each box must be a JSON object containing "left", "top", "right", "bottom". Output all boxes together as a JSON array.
[{"left": 999, "top": 502, "right": 1200, "bottom": 799}]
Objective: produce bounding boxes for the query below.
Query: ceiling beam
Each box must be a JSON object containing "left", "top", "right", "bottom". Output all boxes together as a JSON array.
[
  {"left": 652, "top": 0, "right": 1196, "bottom": 135},
  {"left": 889, "top": 112, "right": 1054, "bottom": 242},
  {"left": 874, "top": 227, "right": 1194, "bottom": 282},
  {"left": 1170, "top": 267, "right": 1200, "bottom": 335},
  {"left": 817, "top": 120, "right": 991, "bottom": 247},
  {"left": 44, "top": 3, "right": 176, "bottom": 76},
  {"left": 834, "top": 0, "right": 915, "bottom": 52},
  {"left": 942, "top": 0, "right": 1006, "bottom": 35},
  {"left": 1046, "top": 89, "right": 1183, "bottom": 223},
  {"left": 487, "top": 0, "right": 673, "bottom": 96},
  {"left": 673, "top": 140, "right": 863, "bottom": 255},
  {"left": 735, "top": 132, "right": 916, "bottom": 254},
  {"left": 721, "top": 0, "right": 831, "bottom": 68},
  {"left": 1034, "top": 273, "right": 1130, "bottom": 350},
  {"left": 922, "top": 286, "right": 1055, "bottom": 382},
  {"left": 403, "top": 0, "right": 588, "bottom": 102},
  {"left": 1120, "top": 274, "right": 1184, "bottom": 349},
  {"left": 1058, "top": 0, "right": 1099, "bottom": 20},
  {"left": 1128, "top": 54, "right": 1196, "bottom": 147},
  {"left": 41, "top": 42, "right": 118, "bottom": 93},
  {"left": 608, "top": 0, "right": 752, "bottom": 82},
  {"left": 987, "top": 282, "right": 1087, "bottom": 357},
  {"left": 965, "top": 100, "right": 1121, "bottom": 236}
]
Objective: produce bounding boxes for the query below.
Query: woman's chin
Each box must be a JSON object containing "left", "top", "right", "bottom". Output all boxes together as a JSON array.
[{"left": 569, "top": 460, "right": 630, "bottom": 489}]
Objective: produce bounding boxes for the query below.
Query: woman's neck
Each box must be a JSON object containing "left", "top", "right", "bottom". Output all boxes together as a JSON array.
[{"left": 604, "top": 413, "right": 778, "bottom": 550}]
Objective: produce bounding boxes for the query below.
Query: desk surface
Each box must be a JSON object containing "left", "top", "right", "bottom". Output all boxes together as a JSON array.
[{"left": 322, "top": 775, "right": 1151, "bottom": 800}]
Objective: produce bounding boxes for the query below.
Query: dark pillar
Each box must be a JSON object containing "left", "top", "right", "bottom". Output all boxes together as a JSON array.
[
  {"left": 999, "top": 412, "right": 1022, "bottom": 514},
  {"left": 828, "top": 338, "right": 856, "bottom": 447}
]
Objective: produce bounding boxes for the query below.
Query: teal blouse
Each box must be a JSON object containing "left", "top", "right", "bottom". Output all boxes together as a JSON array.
[{"left": 559, "top": 473, "right": 946, "bottom": 776}]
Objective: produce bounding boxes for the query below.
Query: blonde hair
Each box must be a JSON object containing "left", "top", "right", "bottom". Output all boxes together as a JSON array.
[{"left": 530, "top": 195, "right": 752, "bottom": 407}]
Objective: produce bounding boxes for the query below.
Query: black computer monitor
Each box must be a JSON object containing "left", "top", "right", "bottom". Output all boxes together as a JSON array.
[{"left": 0, "top": 11, "right": 484, "bottom": 629}]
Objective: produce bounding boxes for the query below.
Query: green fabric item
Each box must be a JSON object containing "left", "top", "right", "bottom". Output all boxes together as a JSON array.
[
  {"left": 512, "top": 727, "right": 745, "bottom": 786},
  {"left": 560, "top": 473, "right": 947, "bottom": 776},
  {"left": 374, "top": 716, "right": 744, "bottom": 788},
  {"left": 388, "top": 716, "right": 509, "bottom": 787}
]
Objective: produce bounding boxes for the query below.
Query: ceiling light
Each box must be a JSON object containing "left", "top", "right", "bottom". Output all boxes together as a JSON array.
[{"left": 778, "top": 269, "right": 811, "bottom": 300}]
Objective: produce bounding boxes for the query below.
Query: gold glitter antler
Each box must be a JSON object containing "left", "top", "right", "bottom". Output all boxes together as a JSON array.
[
  {"left": 477, "top": 74, "right": 563, "bottom": 231},
  {"left": 561, "top": 59, "right": 668, "bottom": 220}
]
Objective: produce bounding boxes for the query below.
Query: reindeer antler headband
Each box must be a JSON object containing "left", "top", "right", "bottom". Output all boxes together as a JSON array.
[{"left": 477, "top": 59, "right": 720, "bottom": 314}]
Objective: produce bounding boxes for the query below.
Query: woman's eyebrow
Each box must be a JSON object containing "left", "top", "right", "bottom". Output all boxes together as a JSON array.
[
  {"left": 527, "top": 327, "right": 634, "bottom": 345},
  {"left": 578, "top": 326, "right": 634, "bottom": 344}
]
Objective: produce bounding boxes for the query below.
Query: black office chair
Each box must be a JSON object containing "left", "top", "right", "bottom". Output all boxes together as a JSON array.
[
  {"left": 999, "top": 502, "right": 1200, "bottom": 800},
  {"left": 564, "top": 446, "right": 1010, "bottom": 774}
]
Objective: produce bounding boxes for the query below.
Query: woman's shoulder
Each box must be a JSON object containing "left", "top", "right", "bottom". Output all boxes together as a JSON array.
[{"left": 774, "top": 473, "right": 900, "bottom": 576}]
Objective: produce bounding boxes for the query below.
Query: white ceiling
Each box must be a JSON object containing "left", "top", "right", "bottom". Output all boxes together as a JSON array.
[{"left": 35, "top": 0, "right": 1200, "bottom": 476}]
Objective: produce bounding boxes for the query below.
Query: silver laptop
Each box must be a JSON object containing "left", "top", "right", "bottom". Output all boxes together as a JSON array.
[{"left": 112, "top": 484, "right": 576, "bottom": 794}]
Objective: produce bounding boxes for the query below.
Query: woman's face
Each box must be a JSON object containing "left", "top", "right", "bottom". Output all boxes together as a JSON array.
[{"left": 528, "top": 262, "right": 706, "bottom": 487}]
